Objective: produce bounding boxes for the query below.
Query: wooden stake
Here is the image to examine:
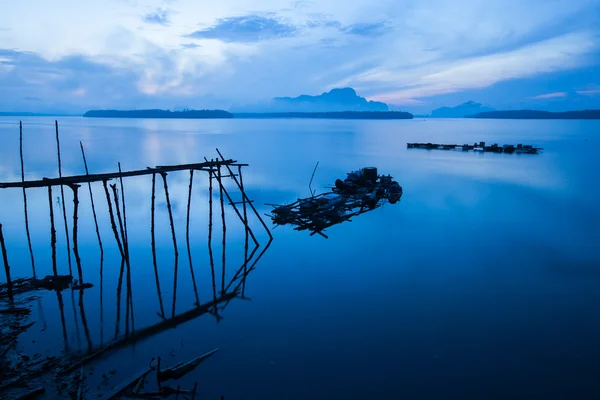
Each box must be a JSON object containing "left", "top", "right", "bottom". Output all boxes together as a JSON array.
[
  {"left": 0, "top": 223, "right": 12, "bottom": 299},
  {"left": 186, "top": 169, "right": 200, "bottom": 305},
  {"left": 218, "top": 166, "right": 226, "bottom": 295},
  {"left": 48, "top": 185, "right": 58, "bottom": 276},
  {"left": 78, "top": 289, "right": 93, "bottom": 352},
  {"left": 79, "top": 142, "right": 103, "bottom": 276},
  {"left": 102, "top": 180, "right": 125, "bottom": 258},
  {"left": 118, "top": 163, "right": 134, "bottom": 332},
  {"left": 160, "top": 172, "right": 178, "bottom": 318},
  {"left": 238, "top": 165, "right": 249, "bottom": 297},
  {"left": 55, "top": 120, "right": 72, "bottom": 275},
  {"left": 71, "top": 184, "right": 83, "bottom": 283},
  {"left": 151, "top": 173, "right": 165, "bottom": 319},
  {"left": 207, "top": 167, "right": 217, "bottom": 305},
  {"left": 20, "top": 121, "right": 36, "bottom": 277}
]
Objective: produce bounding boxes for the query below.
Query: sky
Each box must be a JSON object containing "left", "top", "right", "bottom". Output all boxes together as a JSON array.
[{"left": 1, "top": 0, "right": 599, "bottom": 113}]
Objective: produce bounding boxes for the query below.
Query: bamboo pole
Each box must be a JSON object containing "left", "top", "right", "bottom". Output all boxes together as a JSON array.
[
  {"left": 0, "top": 223, "right": 12, "bottom": 299},
  {"left": 238, "top": 165, "right": 249, "bottom": 297},
  {"left": 70, "top": 184, "right": 83, "bottom": 283},
  {"left": 151, "top": 173, "right": 165, "bottom": 319},
  {"left": 79, "top": 142, "right": 103, "bottom": 275},
  {"left": 218, "top": 165, "right": 226, "bottom": 295},
  {"left": 55, "top": 120, "right": 72, "bottom": 275},
  {"left": 160, "top": 172, "right": 178, "bottom": 318},
  {"left": 102, "top": 180, "right": 125, "bottom": 258},
  {"left": 216, "top": 149, "right": 272, "bottom": 240},
  {"left": 186, "top": 170, "right": 200, "bottom": 305},
  {"left": 20, "top": 121, "right": 36, "bottom": 276},
  {"left": 207, "top": 167, "right": 217, "bottom": 305},
  {"left": 48, "top": 185, "right": 58, "bottom": 276}
]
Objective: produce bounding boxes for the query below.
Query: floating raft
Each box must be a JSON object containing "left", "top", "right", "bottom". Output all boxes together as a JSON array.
[
  {"left": 407, "top": 141, "right": 542, "bottom": 154},
  {"left": 267, "top": 167, "right": 402, "bottom": 238}
]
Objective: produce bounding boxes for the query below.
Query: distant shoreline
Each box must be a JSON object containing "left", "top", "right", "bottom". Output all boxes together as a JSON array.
[{"left": 469, "top": 110, "right": 600, "bottom": 119}]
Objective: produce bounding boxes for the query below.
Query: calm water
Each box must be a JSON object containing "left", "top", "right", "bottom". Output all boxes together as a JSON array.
[{"left": 1, "top": 117, "right": 599, "bottom": 399}]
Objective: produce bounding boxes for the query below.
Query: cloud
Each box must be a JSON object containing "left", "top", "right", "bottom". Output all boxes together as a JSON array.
[
  {"left": 531, "top": 92, "right": 568, "bottom": 99},
  {"left": 577, "top": 89, "right": 600, "bottom": 95},
  {"left": 185, "top": 15, "right": 296, "bottom": 43},
  {"left": 143, "top": 9, "right": 171, "bottom": 26},
  {"left": 180, "top": 43, "right": 201, "bottom": 49},
  {"left": 341, "top": 22, "right": 389, "bottom": 37}
]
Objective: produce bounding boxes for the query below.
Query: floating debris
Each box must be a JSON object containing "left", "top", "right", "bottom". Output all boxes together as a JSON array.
[
  {"left": 267, "top": 167, "right": 403, "bottom": 238},
  {"left": 407, "top": 141, "right": 542, "bottom": 154}
]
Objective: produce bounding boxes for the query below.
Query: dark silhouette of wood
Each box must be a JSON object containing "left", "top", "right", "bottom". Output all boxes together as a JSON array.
[
  {"left": 102, "top": 180, "right": 125, "bottom": 258},
  {"left": 160, "top": 172, "right": 179, "bottom": 318},
  {"left": 79, "top": 142, "right": 103, "bottom": 276},
  {"left": 239, "top": 165, "right": 249, "bottom": 297},
  {"left": 56, "top": 290, "right": 69, "bottom": 352},
  {"left": 20, "top": 121, "right": 36, "bottom": 277},
  {"left": 0, "top": 223, "right": 12, "bottom": 299},
  {"left": 150, "top": 173, "right": 166, "bottom": 319},
  {"left": 48, "top": 185, "right": 58, "bottom": 276},
  {"left": 70, "top": 184, "right": 83, "bottom": 283},
  {"left": 218, "top": 166, "right": 226, "bottom": 295},
  {"left": 186, "top": 170, "right": 200, "bottom": 305},
  {"left": 63, "top": 293, "right": 238, "bottom": 372},
  {"left": 111, "top": 183, "right": 129, "bottom": 336},
  {"left": 55, "top": 120, "right": 73, "bottom": 275},
  {"left": 207, "top": 166, "right": 217, "bottom": 306},
  {"left": 0, "top": 159, "right": 243, "bottom": 189},
  {"left": 114, "top": 259, "right": 125, "bottom": 340},
  {"left": 216, "top": 149, "right": 273, "bottom": 240},
  {"left": 118, "top": 163, "right": 134, "bottom": 333}
]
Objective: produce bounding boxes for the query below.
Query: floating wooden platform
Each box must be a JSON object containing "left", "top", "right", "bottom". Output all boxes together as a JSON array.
[{"left": 407, "top": 141, "right": 542, "bottom": 154}]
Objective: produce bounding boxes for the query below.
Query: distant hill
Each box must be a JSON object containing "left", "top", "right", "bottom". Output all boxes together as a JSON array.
[
  {"left": 470, "top": 110, "right": 600, "bottom": 119},
  {"left": 430, "top": 101, "right": 495, "bottom": 118},
  {"left": 83, "top": 109, "right": 233, "bottom": 118},
  {"left": 233, "top": 111, "right": 413, "bottom": 119},
  {"left": 231, "top": 88, "right": 389, "bottom": 113}
]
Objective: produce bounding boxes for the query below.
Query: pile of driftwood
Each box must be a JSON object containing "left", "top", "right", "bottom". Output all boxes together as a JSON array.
[{"left": 267, "top": 167, "right": 403, "bottom": 238}]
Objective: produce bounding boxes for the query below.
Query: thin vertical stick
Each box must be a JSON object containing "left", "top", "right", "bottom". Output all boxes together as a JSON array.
[
  {"left": 218, "top": 165, "right": 226, "bottom": 295},
  {"left": 102, "top": 180, "right": 125, "bottom": 258},
  {"left": 238, "top": 166, "right": 249, "bottom": 297},
  {"left": 160, "top": 172, "right": 178, "bottom": 318},
  {"left": 111, "top": 184, "right": 127, "bottom": 313},
  {"left": 79, "top": 142, "right": 103, "bottom": 276},
  {"left": 20, "top": 121, "right": 36, "bottom": 277},
  {"left": 191, "top": 382, "right": 198, "bottom": 400},
  {"left": 71, "top": 185, "right": 83, "bottom": 283},
  {"left": 207, "top": 167, "right": 217, "bottom": 305},
  {"left": 114, "top": 259, "right": 124, "bottom": 340},
  {"left": 150, "top": 173, "right": 165, "bottom": 319},
  {"left": 118, "top": 163, "right": 134, "bottom": 332},
  {"left": 48, "top": 186, "right": 58, "bottom": 276},
  {"left": 186, "top": 170, "right": 200, "bottom": 305},
  {"left": 55, "top": 120, "right": 72, "bottom": 275},
  {"left": 71, "top": 288, "right": 82, "bottom": 349},
  {"left": 0, "top": 223, "right": 12, "bottom": 299}
]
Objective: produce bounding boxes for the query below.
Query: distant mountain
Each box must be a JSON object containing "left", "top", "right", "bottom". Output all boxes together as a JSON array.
[
  {"left": 231, "top": 88, "right": 389, "bottom": 113},
  {"left": 469, "top": 110, "right": 600, "bottom": 119},
  {"left": 430, "top": 101, "right": 495, "bottom": 118},
  {"left": 83, "top": 109, "right": 233, "bottom": 119},
  {"left": 233, "top": 111, "right": 412, "bottom": 119}
]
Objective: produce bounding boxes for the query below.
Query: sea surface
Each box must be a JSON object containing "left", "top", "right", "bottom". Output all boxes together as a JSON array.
[{"left": 0, "top": 116, "right": 599, "bottom": 399}]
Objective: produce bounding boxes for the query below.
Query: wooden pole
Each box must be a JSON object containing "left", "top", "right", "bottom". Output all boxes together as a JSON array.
[
  {"left": 111, "top": 184, "right": 127, "bottom": 306},
  {"left": 207, "top": 166, "right": 217, "bottom": 305},
  {"left": 79, "top": 142, "right": 103, "bottom": 275},
  {"left": 118, "top": 163, "right": 134, "bottom": 333},
  {"left": 78, "top": 290, "right": 92, "bottom": 352},
  {"left": 218, "top": 166, "right": 226, "bottom": 295},
  {"left": 55, "top": 120, "right": 73, "bottom": 275},
  {"left": 48, "top": 185, "right": 58, "bottom": 276},
  {"left": 150, "top": 173, "right": 165, "bottom": 319},
  {"left": 102, "top": 180, "right": 125, "bottom": 258},
  {"left": 70, "top": 184, "right": 83, "bottom": 283},
  {"left": 56, "top": 290, "right": 69, "bottom": 352},
  {"left": 238, "top": 165, "right": 249, "bottom": 297},
  {"left": 216, "top": 148, "right": 272, "bottom": 240},
  {"left": 186, "top": 170, "right": 200, "bottom": 305},
  {"left": 20, "top": 121, "right": 36, "bottom": 277},
  {"left": 0, "top": 223, "right": 12, "bottom": 299},
  {"left": 160, "top": 172, "right": 178, "bottom": 318}
]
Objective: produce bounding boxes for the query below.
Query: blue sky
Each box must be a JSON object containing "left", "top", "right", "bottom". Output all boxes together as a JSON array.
[{"left": 1, "top": 0, "right": 599, "bottom": 113}]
